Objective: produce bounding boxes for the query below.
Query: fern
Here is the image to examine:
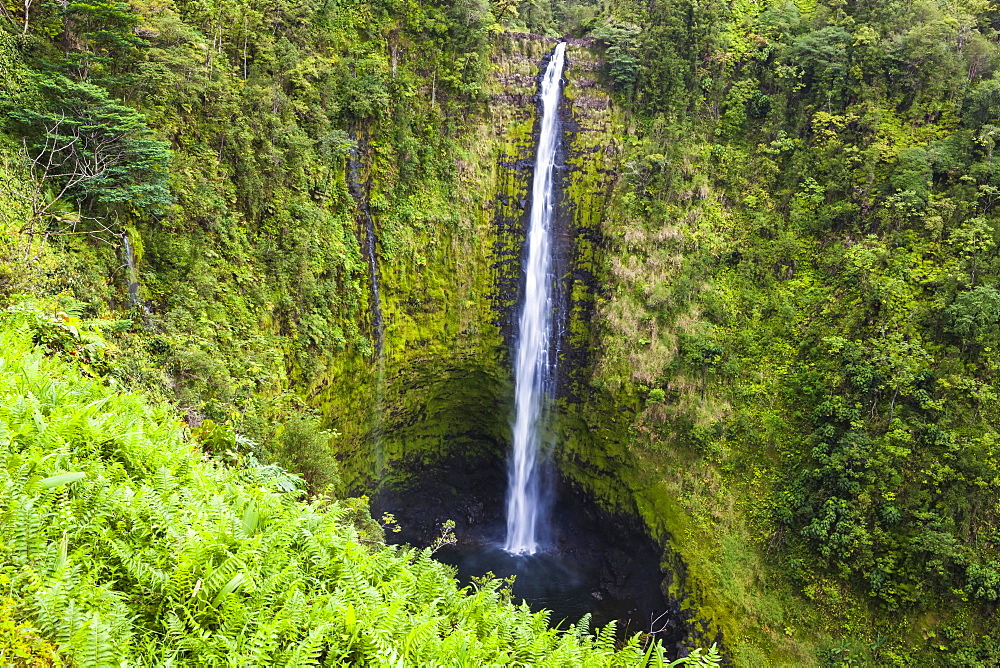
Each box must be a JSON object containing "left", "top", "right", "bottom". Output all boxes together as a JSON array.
[
  {"left": 69, "top": 613, "right": 118, "bottom": 668},
  {"left": 0, "top": 319, "right": 721, "bottom": 668}
]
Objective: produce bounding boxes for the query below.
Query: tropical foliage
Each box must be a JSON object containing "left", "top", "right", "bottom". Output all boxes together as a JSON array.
[
  {"left": 0, "top": 302, "right": 719, "bottom": 665},
  {"left": 6, "top": 0, "right": 1000, "bottom": 660},
  {"left": 588, "top": 0, "right": 1000, "bottom": 662}
]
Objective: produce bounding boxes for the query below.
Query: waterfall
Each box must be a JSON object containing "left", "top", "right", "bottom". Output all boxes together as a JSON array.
[
  {"left": 122, "top": 233, "right": 141, "bottom": 308},
  {"left": 362, "top": 211, "right": 384, "bottom": 359},
  {"left": 120, "top": 231, "right": 152, "bottom": 321},
  {"left": 346, "top": 139, "right": 385, "bottom": 359},
  {"left": 346, "top": 135, "right": 387, "bottom": 475},
  {"left": 505, "top": 42, "right": 567, "bottom": 556}
]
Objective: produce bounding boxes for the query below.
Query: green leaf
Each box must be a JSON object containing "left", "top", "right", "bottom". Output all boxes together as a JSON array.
[
  {"left": 345, "top": 604, "right": 356, "bottom": 633},
  {"left": 38, "top": 472, "right": 86, "bottom": 488},
  {"left": 211, "top": 572, "right": 247, "bottom": 607}
]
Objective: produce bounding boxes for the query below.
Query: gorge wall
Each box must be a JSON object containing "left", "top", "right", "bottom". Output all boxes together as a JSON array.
[
  {"left": 311, "top": 33, "right": 737, "bottom": 658},
  {"left": 309, "top": 36, "right": 624, "bottom": 492}
]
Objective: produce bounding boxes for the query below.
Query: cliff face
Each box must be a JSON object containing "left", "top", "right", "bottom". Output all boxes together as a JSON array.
[
  {"left": 308, "top": 35, "right": 545, "bottom": 488},
  {"left": 311, "top": 36, "right": 628, "bottom": 493}
]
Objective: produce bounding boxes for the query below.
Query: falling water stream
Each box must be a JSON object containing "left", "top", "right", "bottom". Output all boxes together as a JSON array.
[
  {"left": 347, "top": 135, "right": 387, "bottom": 474},
  {"left": 120, "top": 232, "right": 152, "bottom": 323},
  {"left": 371, "top": 43, "right": 687, "bottom": 648},
  {"left": 347, "top": 140, "right": 385, "bottom": 359},
  {"left": 505, "top": 42, "right": 567, "bottom": 555},
  {"left": 122, "top": 233, "right": 141, "bottom": 308}
]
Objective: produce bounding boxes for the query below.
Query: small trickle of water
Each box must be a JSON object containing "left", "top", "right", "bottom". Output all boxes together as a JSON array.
[
  {"left": 346, "top": 138, "right": 387, "bottom": 475},
  {"left": 505, "top": 43, "right": 567, "bottom": 555},
  {"left": 122, "top": 233, "right": 141, "bottom": 307},
  {"left": 121, "top": 232, "right": 152, "bottom": 322},
  {"left": 347, "top": 143, "right": 385, "bottom": 359}
]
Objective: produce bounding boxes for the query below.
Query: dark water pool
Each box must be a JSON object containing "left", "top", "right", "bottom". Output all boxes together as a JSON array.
[
  {"left": 370, "top": 456, "right": 690, "bottom": 648},
  {"left": 435, "top": 534, "right": 650, "bottom": 636}
]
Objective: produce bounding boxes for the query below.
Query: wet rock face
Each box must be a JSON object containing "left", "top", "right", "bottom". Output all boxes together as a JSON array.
[
  {"left": 370, "top": 455, "right": 507, "bottom": 544},
  {"left": 488, "top": 38, "right": 551, "bottom": 351}
]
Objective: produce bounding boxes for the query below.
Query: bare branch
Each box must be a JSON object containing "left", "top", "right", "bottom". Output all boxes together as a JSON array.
[
  {"left": 8, "top": 132, "right": 121, "bottom": 265},
  {"left": 0, "top": 2, "right": 18, "bottom": 29}
]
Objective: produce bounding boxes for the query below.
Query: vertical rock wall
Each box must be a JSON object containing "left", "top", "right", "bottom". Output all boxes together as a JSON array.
[
  {"left": 312, "top": 36, "right": 555, "bottom": 490},
  {"left": 310, "top": 35, "right": 634, "bottom": 504}
]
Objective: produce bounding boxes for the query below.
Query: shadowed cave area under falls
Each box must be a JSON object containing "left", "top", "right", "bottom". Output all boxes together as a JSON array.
[{"left": 370, "top": 454, "right": 693, "bottom": 652}]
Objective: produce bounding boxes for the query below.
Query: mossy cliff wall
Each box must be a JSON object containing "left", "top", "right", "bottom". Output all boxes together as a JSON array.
[
  {"left": 313, "top": 36, "right": 647, "bottom": 499},
  {"left": 551, "top": 40, "right": 743, "bottom": 658},
  {"left": 312, "top": 35, "right": 556, "bottom": 489}
]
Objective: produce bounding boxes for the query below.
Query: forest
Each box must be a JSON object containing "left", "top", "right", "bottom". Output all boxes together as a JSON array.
[{"left": 2, "top": 0, "right": 1000, "bottom": 665}]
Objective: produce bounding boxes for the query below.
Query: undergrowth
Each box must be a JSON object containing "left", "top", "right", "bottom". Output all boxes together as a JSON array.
[{"left": 0, "top": 301, "right": 720, "bottom": 666}]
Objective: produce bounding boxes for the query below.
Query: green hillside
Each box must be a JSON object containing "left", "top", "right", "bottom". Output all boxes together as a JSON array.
[{"left": 0, "top": 303, "right": 718, "bottom": 664}]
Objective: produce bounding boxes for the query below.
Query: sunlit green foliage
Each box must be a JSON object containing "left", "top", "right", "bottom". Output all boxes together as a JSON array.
[
  {"left": 0, "top": 598, "right": 60, "bottom": 667},
  {"left": 0, "top": 303, "right": 718, "bottom": 665}
]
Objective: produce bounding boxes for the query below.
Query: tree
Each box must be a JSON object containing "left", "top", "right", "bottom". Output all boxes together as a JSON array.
[
  {"left": 947, "top": 285, "right": 1000, "bottom": 349},
  {"left": 58, "top": 1, "right": 149, "bottom": 87},
  {"left": 949, "top": 217, "right": 996, "bottom": 285},
  {"left": 788, "top": 26, "right": 853, "bottom": 104},
  {"left": 10, "top": 77, "right": 172, "bottom": 216},
  {"left": 593, "top": 23, "right": 641, "bottom": 93},
  {"left": 490, "top": 0, "right": 518, "bottom": 27}
]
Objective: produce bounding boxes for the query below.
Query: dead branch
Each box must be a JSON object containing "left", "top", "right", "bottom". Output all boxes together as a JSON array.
[{"left": 3, "top": 128, "right": 119, "bottom": 264}]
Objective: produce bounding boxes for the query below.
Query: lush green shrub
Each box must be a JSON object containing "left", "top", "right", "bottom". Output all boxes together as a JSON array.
[
  {"left": 967, "top": 562, "right": 1000, "bottom": 602},
  {"left": 0, "top": 598, "right": 60, "bottom": 667},
  {"left": 274, "top": 413, "right": 342, "bottom": 493}
]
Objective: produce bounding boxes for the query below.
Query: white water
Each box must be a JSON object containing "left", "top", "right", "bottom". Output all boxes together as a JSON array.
[
  {"left": 505, "top": 43, "right": 567, "bottom": 555},
  {"left": 346, "top": 137, "right": 386, "bottom": 475}
]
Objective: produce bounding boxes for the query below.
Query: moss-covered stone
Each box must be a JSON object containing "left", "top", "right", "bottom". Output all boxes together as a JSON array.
[{"left": 310, "top": 35, "right": 556, "bottom": 491}]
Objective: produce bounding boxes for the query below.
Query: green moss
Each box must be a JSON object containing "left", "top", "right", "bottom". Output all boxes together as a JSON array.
[{"left": 304, "top": 36, "right": 555, "bottom": 492}]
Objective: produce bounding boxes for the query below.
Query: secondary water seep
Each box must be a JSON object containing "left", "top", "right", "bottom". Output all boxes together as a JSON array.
[
  {"left": 346, "top": 133, "right": 388, "bottom": 474},
  {"left": 119, "top": 231, "right": 153, "bottom": 323},
  {"left": 505, "top": 41, "right": 567, "bottom": 556},
  {"left": 346, "top": 133, "right": 385, "bottom": 360},
  {"left": 122, "top": 233, "right": 141, "bottom": 308}
]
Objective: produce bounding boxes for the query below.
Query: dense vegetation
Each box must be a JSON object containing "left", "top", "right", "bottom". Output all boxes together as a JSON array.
[
  {"left": 6, "top": 0, "right": 1000, "bottom": 662},
  {"left": 4, "top": 0, "right": 539, "bottom": 410},
  {"left": 0, "top": 303, "right": 725, "bottom": 664},
  {"left": 586, "top": 0, "right": 1000, "bottom": 663},
  {"left": 0, "top": 0, "right": 725, "bottom": 663}
]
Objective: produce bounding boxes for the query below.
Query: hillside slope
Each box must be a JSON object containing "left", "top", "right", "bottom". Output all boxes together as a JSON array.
[{"left": 0, "top": 302, "right": 722, "bottom": 665}]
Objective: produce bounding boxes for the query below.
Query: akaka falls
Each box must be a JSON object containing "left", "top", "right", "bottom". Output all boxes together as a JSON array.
[
  {"left": 504, "top": 41, "right": 567, "bottom": 556},
  {"left": 370, "top": 42, "right": 681, "bottom": 648}
]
